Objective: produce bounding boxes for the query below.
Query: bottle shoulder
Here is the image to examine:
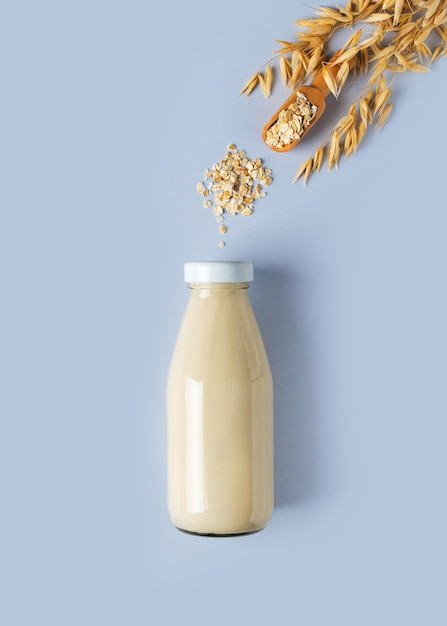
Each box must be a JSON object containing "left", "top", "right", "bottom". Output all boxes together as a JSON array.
[{"left": 168, "top": 289, "right": 271, "bottom": 384}]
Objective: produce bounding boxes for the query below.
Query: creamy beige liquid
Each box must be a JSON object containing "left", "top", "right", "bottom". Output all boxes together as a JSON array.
[{"left": 167, "top": 282, "right": 274, "bottom": 535}]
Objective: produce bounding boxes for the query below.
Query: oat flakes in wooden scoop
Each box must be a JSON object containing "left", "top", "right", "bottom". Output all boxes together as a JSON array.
[{"left": 262, "top": 50, "right": 356, "bottom": 152}]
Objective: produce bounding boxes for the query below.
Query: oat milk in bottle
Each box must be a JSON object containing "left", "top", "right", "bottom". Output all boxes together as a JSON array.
[{"left": 167, "top": 261, "right": 274, "bottom": 535}]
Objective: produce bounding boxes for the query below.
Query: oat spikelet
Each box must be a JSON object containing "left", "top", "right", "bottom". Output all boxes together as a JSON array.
[
  {"left": 265, "top": 65, "right": 273, "bottom": 97},
  {"left": 313, "top": 145, "right": 325, "bottom": 172},
  {"left": 322, "top": 65, "right": 339, "bottom": 98},
  {"left": 307, "top": 46, "right": 324, "bottom": 75},
  {"left": 335, "top": 113, "right": 355, "bottom": 135},
  {"left": 328, "top": 129, "right": 341, "bottom": 170},
  {"left": 288, "top": 62, "right": 305, "bottom": 88},
  {"left": 342, "top": 28, "right": 363, "bottom": 51},
  {"left": 303, "top": 159, "right": 314, "bottom": 185},
  {"left": 425, "top": 0, "right": 442, "bottom": 21},
  {"left": 394, "top": 0, "right": 405, "bottom": 26},
  {"left": 360, "top": 97, "right": 373, "bottom": 125},
  {"left": 344, "top": 126, "right": 358, "bottom": 156},
  {"left": 406, "top": 60, "right": 431, "bottom": 71},
  {"left": 280, "top": 55, "right": 291, "bottom": 86},
  {"left": 357, "top": 34, "right": 382, "bottom": 51},
  {"left": 377, "top": 102, "right": 393, "bottom": 128},
  {"left": 364, "top": 12, "right": 394, "bottom": 22},
  {"left": 376, "top": 75, "right": 388, "bottom": 93},
  {"left": 372, "top": 87, "right": 391, "bottom": 115},
  {"left": 431, "top": 45, "right": 444, "bottom": 61},
  {"left": 368, "top": 59, "right": 388, "bottom": 85},
  {"left": 240, "top": 73, "right": 258, "bottom": 96},
  {"left": 434, "top": 7, "right": 447, "bottom": 25},
  {"left": 293, "top": 157, "right": 313, "bottom": 185},
  {"left": 357, "top": 120, "right": 368, "bottom": 144},
  {"left": 336, "top": 61, "right": 351, "bottom": 94},
  {"left": 291, "top": 50, "right": 302, "bottom": 70},
  {"left": 331, "top": 46, "right": 359, "bottom": 66},
  {"left": 258, "top": 72, "right": 270, "bottom": 98}
]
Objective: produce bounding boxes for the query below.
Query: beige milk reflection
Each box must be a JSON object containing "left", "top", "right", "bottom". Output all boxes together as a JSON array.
[{"left": 167, "top": 262, "right": 274, "bottom": 535}]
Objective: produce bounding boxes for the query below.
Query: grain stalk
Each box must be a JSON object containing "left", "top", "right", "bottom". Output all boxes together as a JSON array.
[{"left": 241, "top": 0, "right": 447, "bottom": 182}]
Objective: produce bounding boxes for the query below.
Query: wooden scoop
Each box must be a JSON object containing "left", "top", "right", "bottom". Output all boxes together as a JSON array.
[{"left": 262, "top": 50, "right": 355, "bottom": 152}]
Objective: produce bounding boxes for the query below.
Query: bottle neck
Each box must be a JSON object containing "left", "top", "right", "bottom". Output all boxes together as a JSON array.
[{"left": 188, "top": 282, "right": 250, "bottom": 291}]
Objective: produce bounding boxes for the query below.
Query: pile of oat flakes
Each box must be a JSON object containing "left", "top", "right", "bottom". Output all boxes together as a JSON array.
[
  {"left": 197, "top": 144, "right": 272, "bottom": 247},
  {"left": 265, "top": 91, "right": 318, "bottom": 149}
]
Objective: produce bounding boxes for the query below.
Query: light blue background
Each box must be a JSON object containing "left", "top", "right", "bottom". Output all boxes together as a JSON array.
[{"left": 1, "top": 1, "right": 446, "bottom": 624}]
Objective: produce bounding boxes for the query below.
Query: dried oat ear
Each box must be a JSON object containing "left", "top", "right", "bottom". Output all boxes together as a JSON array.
[{"left": 243, "top": 0, "right": 447, "bottom": 181}]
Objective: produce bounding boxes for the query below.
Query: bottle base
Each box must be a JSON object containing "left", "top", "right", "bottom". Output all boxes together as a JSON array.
[{"left": 175, "top": 525, "right": 265, "bottom": 537}]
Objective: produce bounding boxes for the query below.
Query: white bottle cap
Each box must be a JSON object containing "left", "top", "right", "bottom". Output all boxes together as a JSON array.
[{"left": 184, "top": 261, "right": 254, "bottom": 283}]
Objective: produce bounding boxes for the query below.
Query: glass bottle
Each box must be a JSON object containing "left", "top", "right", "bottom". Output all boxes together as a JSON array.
[{"left": 167, "top": 261, "right": 274, "bottom": 535}]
